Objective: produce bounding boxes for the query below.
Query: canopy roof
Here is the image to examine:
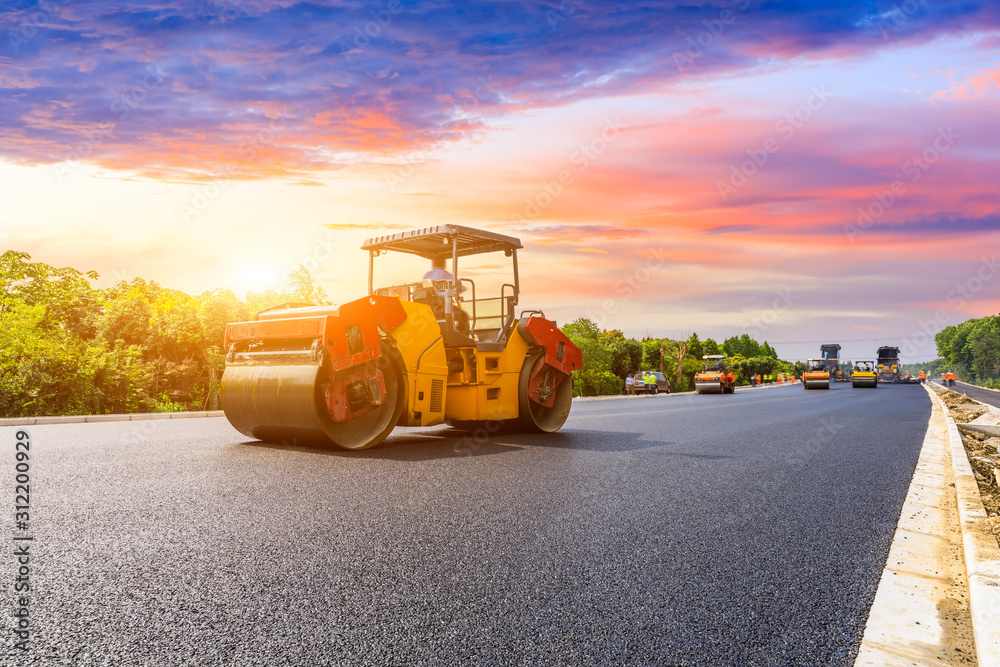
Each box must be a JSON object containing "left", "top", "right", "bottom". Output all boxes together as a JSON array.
[{"left": 361, "top": 225, "right": 522, "bottom": 261}]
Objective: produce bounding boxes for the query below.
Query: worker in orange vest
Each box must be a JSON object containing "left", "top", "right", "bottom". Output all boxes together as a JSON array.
[{"left": 918, "top": 370, "right": 926, "bottom": 384}]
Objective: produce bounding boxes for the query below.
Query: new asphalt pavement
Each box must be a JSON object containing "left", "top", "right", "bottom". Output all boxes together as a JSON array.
[
  {"left": 941, "top": 379, "right": 1000, "bottom": 409},
  {"left": 1, "top": 381, "right": 931, "bottom": 666}
]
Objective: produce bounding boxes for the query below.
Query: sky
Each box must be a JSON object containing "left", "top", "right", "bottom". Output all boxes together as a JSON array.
[{"left": 1, "top": 0, "right": 999, "bottom": 362}]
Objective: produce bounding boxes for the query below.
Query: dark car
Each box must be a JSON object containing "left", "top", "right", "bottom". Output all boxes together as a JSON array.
[{"left": 632, "top": 371, "right": 670, "bottom": 395}]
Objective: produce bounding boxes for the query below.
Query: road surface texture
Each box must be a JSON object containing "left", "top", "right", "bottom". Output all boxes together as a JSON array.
[
  {"left": 944, "top": 379, "right": 1000, "bottom": 409},
  {"left": 1, "top": 382, "right": 930, "bottom": 666}
]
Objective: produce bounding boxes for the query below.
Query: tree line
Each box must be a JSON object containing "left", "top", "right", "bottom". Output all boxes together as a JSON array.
[
  {"left": 899, "top": 315, "right": 1000, "bottom": 388},
  {"left": 560, "top": 318, "right": 790, "bottom": 396},
  {"left": 0, "top": 251, "right": 328, "bottom": 417}
]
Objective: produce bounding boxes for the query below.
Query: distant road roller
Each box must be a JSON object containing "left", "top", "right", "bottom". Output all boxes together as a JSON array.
[
  {"left": 852, "top": 361, "right": 878, "bottom": 388},
  {"left": 220, "top": 225, "right": 582, "bottom": 450},
  {"left": 802, "top": 358, "right": 831, "bottom": 390},
  {"left": 877, "top": 346, "right": 902, "bottom": 383},
  {"left": 694, "top": 355, "right": 736, "bottom": 394}
]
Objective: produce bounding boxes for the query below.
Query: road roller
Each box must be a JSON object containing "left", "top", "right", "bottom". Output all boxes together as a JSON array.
[
  {"left": 220, "top": 225, "right": 582, "bottom": 450},
  {"left": 694, "top": 355, "right": 736, "bottom": 394},
  {"left": 877, "top": 346, "right": 902, "bottom": 383},
  {"left": 851, "top": 361, "right": 877, "bottom": 388},
  {"left": 802, "top": 358, "right": 831, "bottom": 390}
]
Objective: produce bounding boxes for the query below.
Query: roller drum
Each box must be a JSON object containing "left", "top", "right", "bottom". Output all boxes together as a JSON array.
[
  {"left": 222, "top": 363, "right": 332, "bottom": 445},
  {"left": 221, "top": 342, "right": 405, "bottom": 450},
  {"left": 516, "top": 353, "right": 574, "bottom": 433},
  {"left": 695, "top": 381, "right": 723, "bottom": 394}
]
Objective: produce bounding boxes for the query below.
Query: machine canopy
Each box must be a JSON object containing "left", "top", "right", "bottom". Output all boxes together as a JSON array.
[{"left": 362, "top": 225, "right": 522, "bottom": 262}]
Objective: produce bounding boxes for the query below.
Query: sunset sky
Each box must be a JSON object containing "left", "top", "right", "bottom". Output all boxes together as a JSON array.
[{"left": 2, "top": 1, "right": 998, "bottom": 361}]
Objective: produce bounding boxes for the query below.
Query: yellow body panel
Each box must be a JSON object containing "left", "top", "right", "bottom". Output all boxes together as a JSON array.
[
  {"left": 388, "top": 303, "right": 531, "bottom": 425},
  {"left": 443, "top": 323, "right": 530, "bottom": 423},
  {"left": 391, "top": 300, "right": 450, "bottom": 427}
]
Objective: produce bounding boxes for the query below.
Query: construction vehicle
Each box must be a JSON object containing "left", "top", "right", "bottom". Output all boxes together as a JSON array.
[
  {"left": 220, "top": 225, "right": 582, "bottom": 450},
  {"left": 820, "top": 344, "right": 853, "bottom": 381},
  {"left": 694, "top": 355, "right": 736, "bottom": 394},
  {"left": 877, "top": 346, "right": 901, "bottom": 383},
  {"left": 851, "top": 361, "right": 878, "bottom": 388},
  {"left": 802, "top": 358, "right": 831, "bottom": 390}
]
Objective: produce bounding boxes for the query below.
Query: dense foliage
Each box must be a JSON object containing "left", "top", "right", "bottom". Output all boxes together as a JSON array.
[
  {"left": 560, "top": 318, "right": 787, "bottom": 396},
  {"left": 895, "top": 315, "right": 1000, "bottom": 388},
  {"left": 0, "top": 251, "right": 327, "bottom": 417},
  {"left": 902, "top": 315, "right": 1000, "bottom": 388}
]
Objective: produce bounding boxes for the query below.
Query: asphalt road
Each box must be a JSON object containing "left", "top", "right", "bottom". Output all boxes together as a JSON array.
[
  {"left": 1, "top": 381, "right": 931, "bottom": 666},
  {"left": 941, "top": 379, "right": 1000, "bottom": 409}
]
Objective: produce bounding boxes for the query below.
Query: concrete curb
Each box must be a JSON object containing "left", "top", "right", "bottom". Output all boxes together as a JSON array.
[
  {"left": 0, "top": 411, "right": 225, "bottom": 427},
  {"left": 926, "top": 384, "right": 1000, "bottom": 667},
  {"left": 573, "top": 380, "right": 796, "bottom": 402}
]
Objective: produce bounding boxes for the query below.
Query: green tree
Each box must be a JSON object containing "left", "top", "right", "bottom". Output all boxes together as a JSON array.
[
  {"left": 562, "top": 318, "right": 620, "bottom": 396},
  {"left": 687, "top": 333, "right": 703, "bottom": 361},
  {"left": 1, "top": 250, "right": 99, "bottom": 339},
  {"left": 600, "top": 329, "right": 643, "bottom": 378},
  {"left": 288, "top": 265, "right": 330, "bottom": 305},
  {"left": 703, "top": 337, "right": 721, "bottom": 355}
]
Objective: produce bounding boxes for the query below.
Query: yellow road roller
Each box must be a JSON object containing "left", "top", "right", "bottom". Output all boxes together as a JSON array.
[
  {"left": 220, "top": 225, "right": 583, "bottom": 450},
  {"left": 802, "top": 358, "right": 830, "bottom": 390},
  {"left": 851, "top": 361, "right": 878, "bottom": 388}
]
